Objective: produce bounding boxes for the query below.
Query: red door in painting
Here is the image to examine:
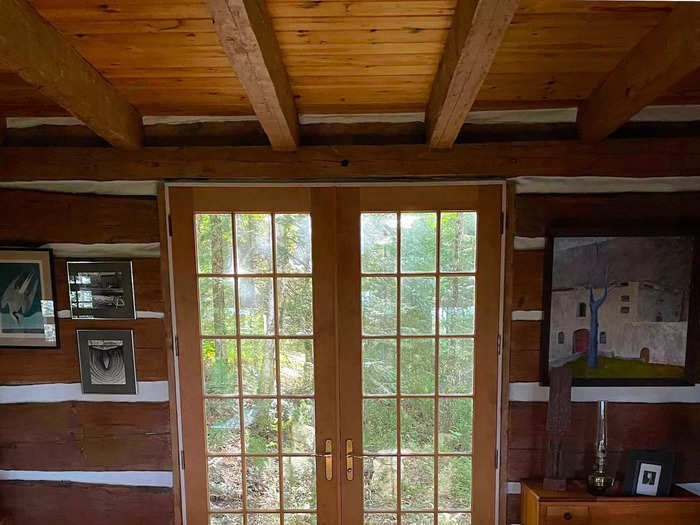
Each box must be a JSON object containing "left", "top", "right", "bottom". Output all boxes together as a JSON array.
[{"left": 573, "top": 328, "right": 590, "bottom": 354}]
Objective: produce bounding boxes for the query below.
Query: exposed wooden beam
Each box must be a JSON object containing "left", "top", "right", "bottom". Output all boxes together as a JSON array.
[
  {"left": 0, "top": 0, "right": 143, "bottom": 149},
  {"left": 0, "top": 138, "right": 698, "bottom": 181},
  {"left": 206, "top": 0, "right": 299, "bottom": 151},
  {"left": 425, "top": 0, "right": 519, "bottom": 149},
  {"left": 577, "top": 5, "right": 700, "bottom": 142}
]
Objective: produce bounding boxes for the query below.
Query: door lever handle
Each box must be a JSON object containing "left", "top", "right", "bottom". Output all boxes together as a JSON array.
[
  {"left": 315, "top": 439, "right": 333, "bottom": 481},
  {"left": 345, "top": 439, "right": 354, "bottom": 481}
]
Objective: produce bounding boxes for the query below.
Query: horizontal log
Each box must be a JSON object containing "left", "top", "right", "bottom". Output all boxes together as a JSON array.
[
  {"left": 509, "top": 348, "right": 540, "bottom": 382},
  {"left": 507, "top": 493, "right": 520, "bottom": 524},
  {"left": 510, "top": 320, "right": 541, "bottom": 352},
  {"left": 512, "top": 250, "right": 544, "bottom": 311},
  {"left": 508, "top": 401, "right": 700, "bottom": 482},
  {"left": 1, "top": 138, "right": 700, "bottom": 180},
  {"left": 0, "top": 319, "right": 167, "bottom": 385},
  {"left": 0, "top": 189, "right": 158, "bottom": 244},
  {"left": 515, "top": 192, "right": 700, "bottom": 237},
  {"left": 0, "top": 402, "right": 171, "bottom": 470},
  {"left": 0, "top": 480, "right": 173, "bottom": 524},
  {"left": 53, "top": 258, "right": 164, "bottom": 313}
]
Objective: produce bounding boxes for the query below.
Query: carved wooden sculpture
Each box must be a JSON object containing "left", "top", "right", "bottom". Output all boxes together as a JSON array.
[{"left": 543, "top": 366, "right": 572, "bottom": 491}]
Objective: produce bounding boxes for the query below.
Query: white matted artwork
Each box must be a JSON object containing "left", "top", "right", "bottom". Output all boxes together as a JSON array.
[{"left": 636, "top": 463, "right": 662, "bottom": 496}]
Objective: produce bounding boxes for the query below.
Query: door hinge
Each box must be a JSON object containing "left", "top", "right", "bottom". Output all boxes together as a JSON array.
[
  {"left": 167, "top": 215, "right": 173, "bottom": 237},
  {"left": 499, "top": 212, "right": 505, "bottom": 235},
  {"left": 174, "top": 335, "right": 179, "bottom": 357},
  {"left": 495, "top": 448, "right": 500, "bottom": 469},
  {"left": 180, "top": 450, "right": 185, "bottom": 470},
  {"left": 497, "top": 334, "right": 502, "bottom": 356}
]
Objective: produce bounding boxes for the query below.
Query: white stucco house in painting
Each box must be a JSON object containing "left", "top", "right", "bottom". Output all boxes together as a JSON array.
[{"left": 549, "top": 279, "right": 689, "bottom": 368}]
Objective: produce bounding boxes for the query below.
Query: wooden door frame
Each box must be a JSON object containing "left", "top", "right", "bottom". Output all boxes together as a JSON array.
[
  {"left": 166, "top": 186, "right": 342, "bottom": 525},
  {"left": 165, "top": 182, "right": 507, "bottom": 525},
  {"left": 337, "top": 185, "right": 505, "bottom": 525}
]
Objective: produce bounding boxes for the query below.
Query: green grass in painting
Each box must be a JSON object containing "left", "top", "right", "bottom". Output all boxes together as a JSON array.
[{"left": 566, "top": 355, "right": 684, "bottom": 379}]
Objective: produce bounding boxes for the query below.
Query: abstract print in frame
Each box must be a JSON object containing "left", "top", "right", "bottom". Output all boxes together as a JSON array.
[
  {"left": 542, "top": 226, "right": 699, "bottom": 386},
  {"left": 77, "top": 329, "right": 137, "bottom": 394},
  {"left": 0, "top": 249, "right": 58, "bottom": 348}
]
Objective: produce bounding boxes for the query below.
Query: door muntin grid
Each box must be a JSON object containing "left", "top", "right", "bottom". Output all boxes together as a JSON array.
[
  {"left": 360, "top": 211, "right": 476, "bottom": 525},
  {"left": 195, "top": 212, "right": 318, "bottom": 525}
]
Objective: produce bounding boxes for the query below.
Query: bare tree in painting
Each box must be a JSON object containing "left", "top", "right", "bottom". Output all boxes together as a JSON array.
[{"left": 587, "top": 244, "right": 618, "bottom": 369}]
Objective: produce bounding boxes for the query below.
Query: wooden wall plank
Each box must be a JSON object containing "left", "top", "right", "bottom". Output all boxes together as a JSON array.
[
  {"left": 577, "top": 5, "right": 700, "bottom": 141},
  {"left": 508, "top": 401, "right": 700, "bottom": 482},
  {"left": 0, "top": 190, "right": 158, "bottom": 244},
  {"left": 512, "top": 250, "right": 543, "bottom": 311},
  {"left": 1, "top": 138, "right": 700, "bottom": 180},
  {"left": 0, "top": 319, "right": 167, "bottom": 385},
  {"left": 53, "top": 258, "right": 164, "bottom": 313},
  {"left": 0, "top": 402, "right": 171, "bottom": 470},
  {"left": 425, "top": 0, "right": 519, "bottom": 148},
  {"left": 0, "top": 0, "right": 143, "bottom": 148},
  {"left": 507, "top": 493, "right": 521, "bottom": 525},
  {"left": 0, "top": 481, "right": 173, "bottom": 524},
  {"left": 515, "top": 192, "right": 700, "bottom": 237}
]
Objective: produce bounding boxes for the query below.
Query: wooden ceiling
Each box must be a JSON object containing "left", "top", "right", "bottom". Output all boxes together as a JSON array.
[
  {"left": 0, "top": 0, "right": 698, "bottom": 150},
  {"left": 0, "top": 0, "right": 697, "bottom": 117}
]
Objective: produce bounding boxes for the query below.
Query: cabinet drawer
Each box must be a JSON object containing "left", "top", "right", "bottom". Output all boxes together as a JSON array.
[{"left": 544, "top": 505, "right": 590, "bottom": 525}]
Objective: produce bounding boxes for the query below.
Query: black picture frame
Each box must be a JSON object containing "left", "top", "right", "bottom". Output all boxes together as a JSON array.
[
  {"left": 0, "top": 248, "right": 59, "bottom": 348},
  {"left": 623, "top": 450, "right": 675, "bottom": 497},
  {"left": 67, "top": 260, "right": 137, "bottom": 320},
  {"left": 77, "top": 329, "right": 137, "bottom": 395},
  {"left": 541, "top": 224, "right": 699, "bottom": 386}
]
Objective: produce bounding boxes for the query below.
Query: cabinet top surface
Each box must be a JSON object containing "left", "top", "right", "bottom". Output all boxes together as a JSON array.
[{"left": 521, "top": 480, "right": 700, "bottom": 503}]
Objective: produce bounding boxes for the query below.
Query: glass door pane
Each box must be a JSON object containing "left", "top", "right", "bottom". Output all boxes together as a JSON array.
[
  {"left": 339, "top": 186, "right": 501, "bottom": 525},
  {"left": 196, "top": 212, "right": 317, "bottom": 525},
  {"left": 171, "top": 187, "right": 339, "bottom": 525},
  {"left": 360, "top": 211, "right": 476, "bottom": 525}
]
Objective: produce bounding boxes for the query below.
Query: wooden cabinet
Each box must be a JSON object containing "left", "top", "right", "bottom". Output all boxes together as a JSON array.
[{"left": 521, "top": 480, "right": 700, "bottom": 525}]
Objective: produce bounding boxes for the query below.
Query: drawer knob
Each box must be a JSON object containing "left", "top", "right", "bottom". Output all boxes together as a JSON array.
[{"left": 564, "top": 512, "right": 573, "bottom": 521}]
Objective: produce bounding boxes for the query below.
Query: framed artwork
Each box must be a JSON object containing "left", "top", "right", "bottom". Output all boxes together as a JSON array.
[
  {"left": 541, "top": 226, "right": 699, "bottom": 386},
  {"left": 77, "top": 329, "right": 137, "bottom": 394},
  {"left": 67, "top": 261, "right": 136, "bottom": 319},
  {"left": 623, "top": 450, "right": 675, "bottom": 497},
  {"left": 0, "top": 249, "right": 58, "bottom": 348}
]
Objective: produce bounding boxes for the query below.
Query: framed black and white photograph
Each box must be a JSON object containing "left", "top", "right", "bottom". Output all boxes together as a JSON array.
[
  {"left": 623, "top": 450, "right": 675, "bottom": 497},
  {"left": 0, "top": 249, "right": 58, "bottom": 348},
  {"left": 541, "top": 226, "right": 699, "bottom": 386},
  {"left": 67, "top": 261, "right": 136, "bottom": 319},
  {"left": 77, "top": 329, "right": 137, "bottom": 394}
]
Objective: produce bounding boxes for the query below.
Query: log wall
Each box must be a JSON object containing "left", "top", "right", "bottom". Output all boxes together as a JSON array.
[
  {"left": 505, "top": 192, "right": 700, "bottom": 524},
  {"left": 0, "top": 189, "right": 176, "bottom": 524}
]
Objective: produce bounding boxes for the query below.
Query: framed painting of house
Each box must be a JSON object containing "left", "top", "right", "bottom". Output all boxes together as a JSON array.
[{"left": 541, "top": 226, "right": 699, "bottom": 386}]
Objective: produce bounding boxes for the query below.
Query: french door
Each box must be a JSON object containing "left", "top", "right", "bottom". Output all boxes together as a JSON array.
[{"left": 169, "top": 185, "right": 502, "bottom": 525}]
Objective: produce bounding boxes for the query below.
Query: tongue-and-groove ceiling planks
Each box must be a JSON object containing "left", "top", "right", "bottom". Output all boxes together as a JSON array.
[{"left": 1, "top": 0, "right": 698, "bottom": 118}]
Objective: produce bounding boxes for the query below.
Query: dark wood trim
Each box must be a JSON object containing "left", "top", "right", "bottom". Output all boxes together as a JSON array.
[
  {"left": 0, "top": 0, "right": 143, "bottom": 149},
  {"left": 157, "top": 185, "right": 183, "bottom": 525},
  {"left": 1, "top": 138, "right": 700, "bottom": 181}
]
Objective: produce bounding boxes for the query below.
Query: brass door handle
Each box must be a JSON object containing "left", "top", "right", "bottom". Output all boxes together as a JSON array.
[
  {"left": 317, "top": 439, "right": 333, "bottom": 481},
  {"left": 345, "top": 439, "right": 354, "bottom": 481}
]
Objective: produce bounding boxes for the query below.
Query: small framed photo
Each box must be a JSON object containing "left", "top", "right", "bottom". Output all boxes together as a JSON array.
[
  {"left": 0, "top": 248, "right": 58, "bottom": 348},
  {"left": 67, "top": 261, "right": 136, "bottom": 319},
  {"left": 77, "top": 329, "right": 137, "bottom": 394},
  {"left": 623, "top": 450, "right": 675, "bottom": 497}
]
